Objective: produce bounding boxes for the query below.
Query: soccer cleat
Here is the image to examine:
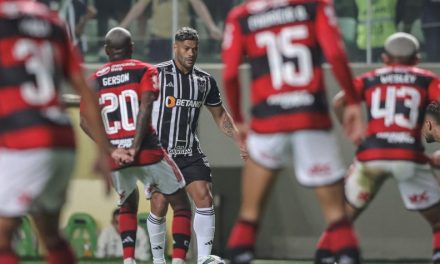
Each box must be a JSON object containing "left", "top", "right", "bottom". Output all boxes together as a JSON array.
[
  {"left": 172, "top": 258, "right": 186, "bottom": 264},
  {"left": 198, "top": 255, "right": 225, "bottom": 264},
  {"left": 123, "top": 258, "right": 136, "bottom": 264}
]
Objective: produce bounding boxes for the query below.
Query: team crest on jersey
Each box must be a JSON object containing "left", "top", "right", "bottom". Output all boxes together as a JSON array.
[
  {"left": 96, "top": 66, "right": 110, "bottom": 77},
  {"left": 197, "top": 78, "right": 206, "bottom": 93}
]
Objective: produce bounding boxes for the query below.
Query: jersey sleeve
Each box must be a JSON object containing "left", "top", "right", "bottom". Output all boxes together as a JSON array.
[
  {"left": 79, "top": 75, "right": 98, "bottom": 114},
  {"left": 315, "top": 0, "right": 360, "bottom": 105},
  {"left": 140, "top": 66, "right": 159, "bottom": 98},
  {"left": 353, "top": 76, "right": 364, "bottom": 100},
  {"left": 428, "top": 77, "right": 440, "bottom": 102},
  {"left": 205, "top": 76, "right": 222, "bottom": 106},
  {"left": 221, "top": 9, "right": 245, "bottom": 123}
]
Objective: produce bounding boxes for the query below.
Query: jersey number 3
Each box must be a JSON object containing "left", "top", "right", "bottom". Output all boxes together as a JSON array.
[{"left": 256, "top": 25, "right": 313, "bottom": 89}]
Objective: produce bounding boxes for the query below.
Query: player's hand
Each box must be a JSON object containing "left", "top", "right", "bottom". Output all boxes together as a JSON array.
[
  {"left": 94, "top": 150, "right": 112, "bottom": 195},
  {"left": 234, "top": 122, "right": 249, "bottom": 154},
  {"left": 343, "top": 103, "right": 365, "bottom": 145},
  {"left": 111, "top": 148, "right": 134, "bottom": 165},
  {"left": 239, "top": 144, "right": 249, "bottom": 161},
  {"left": 208, "top": 24, "right": 223, "bottom": 40}
]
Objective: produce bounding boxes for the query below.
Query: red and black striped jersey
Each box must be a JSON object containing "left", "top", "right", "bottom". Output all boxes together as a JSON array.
[
  {"left": 222, "top": 0, "right": 359, "bottom": 133},
  {"left": 355, "top": 65, "right": 440, "bottom": 163},
  {"left": 0, "top": 0, "right": 82, "bottom": 149},
  {"left": 86, "top": 59, "right": 164, "bottom": 169}
]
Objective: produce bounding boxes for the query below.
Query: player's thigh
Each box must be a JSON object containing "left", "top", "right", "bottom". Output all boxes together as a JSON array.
[
  {"left": 291, "top": 130, "right": 345, "bottom": 186},
  {"left": 0, "top": 149, "right": 74, "bottom": 217},
  {"left": 345, "top": 160, "right": 388, "bottom": 209},
  {"left": 397, "top": 162, "right": 440, "bottom": 211},
  {"left": 112, "top": 167, "right": 140, "bottom": 206},
  {"left": 180, "top": 157, "right": 212, "bottom": 186},
  {"left": 247, "top": 132, "right": 289, "bottom": 169},
  {"left": 144, "top": 157, "right": 186, "bottom": 198}
]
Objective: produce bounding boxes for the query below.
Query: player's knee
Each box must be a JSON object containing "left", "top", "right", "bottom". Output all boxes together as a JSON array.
[
  {"left": 422, "top": 205, "right": 440, "bottom": 229},
  {"left": 168, "top": 189, "right": 191, "bottom": 212}
]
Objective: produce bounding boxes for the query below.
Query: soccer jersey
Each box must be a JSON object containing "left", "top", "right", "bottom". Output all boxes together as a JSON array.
[
  {"left": 152, "top": 60, "right": 222, "bottom": 159},
  {"left": 87, "top": 59, "right": 164, "bottom": 169},
  {"left": 222, "top": 0, "right": 359, "bottom": 133},
  {"left": 355, "top": 66, "right": 440, "bottom": 163},
  {"left": 0, "top": 0, "right": 82, "bottom": 149}
]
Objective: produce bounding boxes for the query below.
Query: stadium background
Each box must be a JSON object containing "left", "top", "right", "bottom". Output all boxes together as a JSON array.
[{"left": 24, "top": 0, "right": 440, "bottom": 262}]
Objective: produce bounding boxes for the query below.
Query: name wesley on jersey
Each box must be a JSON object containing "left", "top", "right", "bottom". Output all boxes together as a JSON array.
[{"left": 102, "top": 73, "right": 130, "bottom": 86}]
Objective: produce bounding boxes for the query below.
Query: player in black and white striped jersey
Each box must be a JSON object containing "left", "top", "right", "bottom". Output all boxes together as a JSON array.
[{"left": 150, "top": 27, "right": 247, "bottom": 264}]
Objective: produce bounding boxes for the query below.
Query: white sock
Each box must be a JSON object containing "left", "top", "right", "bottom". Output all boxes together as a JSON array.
[
  {"left": 193, "top": 207, "right": 215, "bottom": 258},
  {"left": 147, "top": 212, "right": 167, "bottom": 264},
  {"left": 123, "top": 258, "right": 136, "bottom": 264}
]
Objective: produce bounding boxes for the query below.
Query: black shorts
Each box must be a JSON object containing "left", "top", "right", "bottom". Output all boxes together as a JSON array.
[{"left": 173, "top": 156, "right": 212, "bottom": 185}]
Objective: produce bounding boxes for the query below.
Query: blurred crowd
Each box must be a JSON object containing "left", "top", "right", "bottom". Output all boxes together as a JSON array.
[{"left": 49, "top": 0, "right": 440, "bottom": 63}]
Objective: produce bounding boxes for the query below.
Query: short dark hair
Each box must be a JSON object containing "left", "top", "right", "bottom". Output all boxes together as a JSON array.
[
  {"left": 175, "top": 27, "right": 199, "bottom": 42},
  {"left": 426, "top": 101, "right": 440, "bottom": 123}
]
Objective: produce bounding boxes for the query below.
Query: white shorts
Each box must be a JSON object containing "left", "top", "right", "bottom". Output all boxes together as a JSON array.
[
  {"left": 0, "top": 148, "right": 75, "bottom": 217},
  {"left": 112, "top": 156, "right": 185, "bottom": 205},
  {"left": 345, "top": 160, "right": 440, "bottom": 210},
  {"left": 247, "top": 130, "right": 346, "bottom": 187}
]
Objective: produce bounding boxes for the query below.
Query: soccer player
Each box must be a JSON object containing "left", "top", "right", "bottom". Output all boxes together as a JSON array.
[
  {"left": 79, "top": 27, "right": 192, "bottom": 264},
  {"left": 149, "top": 27, "right": 246, "bottom": 264},
  {"left": 0, "top": 0, "right": 111, "bottom": 263},
  {"left": 333, "top": 32, "right": 440, "bottom": 263},
  {"left": 221, "top": 0, "right": 365, "bottom": 263}
]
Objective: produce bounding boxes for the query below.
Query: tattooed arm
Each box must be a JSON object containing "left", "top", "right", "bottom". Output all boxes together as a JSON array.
[{"left": 207, "top": 105, "right": 248, "bottom": 159}]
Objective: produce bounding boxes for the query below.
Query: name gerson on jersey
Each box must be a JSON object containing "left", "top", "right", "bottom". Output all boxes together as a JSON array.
[
  {"left": 355, "top": 66, "right": 440, "bottom": 163},
  {"left": 86, "top": 59, "right": 164, "bottom": 169},
  {"left": 152, "top": 60, "right": 222, "bottom": 160},
  {"left": 0, "top": 0, "right": 81, "bottom": 149}
]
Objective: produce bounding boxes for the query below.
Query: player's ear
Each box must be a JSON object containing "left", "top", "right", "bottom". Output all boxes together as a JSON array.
[
  {"left": 104, "top": 44, "right": 111, "bottom": 56},
  {"left": 381, "top": 53, "right": 390, "bottom": 64}
]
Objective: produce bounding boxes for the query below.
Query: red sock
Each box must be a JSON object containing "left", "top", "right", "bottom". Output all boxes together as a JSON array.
[
  {"left": 119, "top": 205, "right": 138, "bottom": 259},
  {"left": 0, "top": 250, "right": 19, "bottom": 264},
  {"left": 46, "top": 240, "right": 75, "bottom": 264},
  {"left": 227, "top": 220, "right": 257, "bottom": 249},
  {"left": 433, "top": 228, "right": 440, "bottom": 263},
  {"left": 172, "top": 209, "right": 192, "bottom": 260},
  {"left": 329, "top": 218, "right": 359, "bottom": 252}
]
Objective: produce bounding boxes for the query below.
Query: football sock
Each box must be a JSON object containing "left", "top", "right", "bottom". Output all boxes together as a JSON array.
[
  {"left": 194, "top": 207, "right": 215, "bottom": 258},
  {"left": 119, "top": 204, "right": 138, "bottom": 260},
  {"left": 0, "top": 249, "right": 19, "bottom": 264},
  {"left": 314, "top": 230, "right": 334, "bottom": 264},
  {"left": 329, "top": 218, "right": 361, "bottom": 264},
  {"left": 147, "top": 212, "right": 167, "bottom": 264},
  {"left": 433, "top": 228, "right": 440, "bottom": 263},
  {"left": 226, "top": 219, "right": 257, "bottom": 264},
  {"left": 46, "top": 239, "right": 75, "bottom": 264},
  {"left": 172, "top": 209, "right": 192, "bottom": 260}
]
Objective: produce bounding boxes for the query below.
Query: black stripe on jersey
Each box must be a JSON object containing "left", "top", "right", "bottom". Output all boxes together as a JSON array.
[
  {"left": 0, "top": 17, "right": 65, "bottom": 40},
  {"left": 0, "top": 65, "right": 35, "bottom": 87},
  {"left": 357, "top": 135, "right": 424, "bottom": 153},
  {"left": 362, "top": 75, "right": 433, "bottom": 91},
  {"left": 238, "top": 2, "right": 317, "bottom": 34},
  {"left": 251, "top": 90, "right": 328, "bottom": 118},
  {"left": 0, "top": 108, "right": 68, "bottom": 134},
  {"left": 248, "top": 45, "right": 323, "bottom": 81}
]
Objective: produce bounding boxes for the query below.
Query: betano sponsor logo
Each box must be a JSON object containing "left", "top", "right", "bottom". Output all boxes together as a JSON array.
[{"left": 165, "top": 96, "right": 202, "bottom": 108}]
